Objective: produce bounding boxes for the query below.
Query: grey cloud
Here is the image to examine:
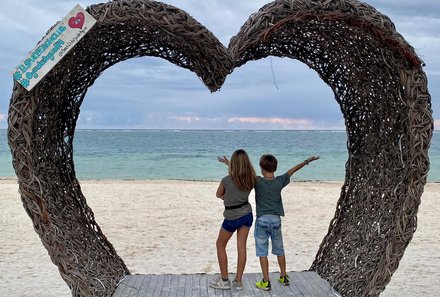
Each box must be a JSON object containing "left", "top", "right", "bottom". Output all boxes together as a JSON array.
[
  {"left": 1, "top": 0, "right": 439, "bottom": 130},
  {"left": 367, "top": 0, "right": 440, "bottom": 18}
]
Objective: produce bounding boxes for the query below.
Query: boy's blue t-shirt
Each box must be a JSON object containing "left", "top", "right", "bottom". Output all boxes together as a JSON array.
[{"left": 255, "top": 172, "right": 290, "bottom": 217}]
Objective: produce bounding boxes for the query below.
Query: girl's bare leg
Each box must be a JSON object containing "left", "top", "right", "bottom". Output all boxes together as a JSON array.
[
  {"left": 235, "top": 226, "right": 250, "bottom": 282},
  {"left": 216, "top": 227, "right": 234, "bottom": 280}
]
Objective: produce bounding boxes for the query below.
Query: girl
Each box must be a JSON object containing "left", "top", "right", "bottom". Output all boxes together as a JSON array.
[{"left": 209, "top": 149, "right": 256, "bottom": 290}]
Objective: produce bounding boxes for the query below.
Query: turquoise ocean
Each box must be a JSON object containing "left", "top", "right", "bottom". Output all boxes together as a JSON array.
[{"left": 1, "top": 129, "right": 439, "bottom": 181}]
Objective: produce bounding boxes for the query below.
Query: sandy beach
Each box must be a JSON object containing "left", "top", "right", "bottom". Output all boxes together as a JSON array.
[{"left": 0, "top": 179, "right": 439, "bottom": 297}]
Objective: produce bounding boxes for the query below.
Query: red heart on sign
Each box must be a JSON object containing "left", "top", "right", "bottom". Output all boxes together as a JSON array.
[{"left": 68, "top": 12, "right": 85, "bottom": 29}]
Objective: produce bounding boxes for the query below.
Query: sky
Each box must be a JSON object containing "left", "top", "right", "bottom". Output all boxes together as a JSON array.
[{"left": 0, "top": 0, "right": 439, "bottom": 130}]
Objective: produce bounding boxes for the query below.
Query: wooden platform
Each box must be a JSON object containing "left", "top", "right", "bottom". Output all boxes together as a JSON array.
[{"left": 113, "top": 271, "right": 340, "bottom": 297}]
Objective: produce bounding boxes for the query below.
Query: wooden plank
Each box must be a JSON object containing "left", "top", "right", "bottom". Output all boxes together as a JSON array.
[
  {"left": 247, "top": 272, "right": 265, "bottom": 297},
  {"left": 191, "top": 274, "right": 201, "bottom": 297},
  {"left": 113, "top": 276, "right": 128, "bottom": 297},
  {"left": 113, "top": 272, "right": 338, "bottom": 297},
  {"left": 267, "top": 273, "right": 284, "bottom": 297},
  {"left": 223, "top": 282, "right": 233, "bottom": 297},
  {"left": 118, "top": 275, "right": 140, "bottom": 297},
  {"left": 160, "top": 274, "right": 172, "bottom": 297},
  {"left": 153, "top": 275, "right": 166, "bottom": 297},
  {"left": 303, "top": 272, "right": 339, "bottom": 297},
  {"left": 279, "top": 273, "right": 303, "bottom": 297},
  {"left": 304, "top": 271, "right": 340, "bottom": 297},
  {"left": 213, "top": 282, "right": 222, "bottom": 297},
  {"left": 199, "top": 274, "right": 208, "bottom": 297},
  {"left": 241, "top": 273, "right": 255, "bottom": 297},
  {"left": 130, "top": 275, "right": 147, "bottom": 297},
  {"left": 276, "top": 272, "right": 305, "bottom": 297},
  {"left": 290, "top": 273, "right": 314, "bottom": 297},
  {"left": 232, "top": 274, "right": 249, "bottom": 297},
  {"left": 176, "top": 274, "right": 185, "bottom": 297},
  {"left": 170, "top": 274, "right": 180, "bottom": 297},
  {"left": 144, "top": 275, "right": 159, "bottom": 297},
  {"left": 223, "top": 283, "right": 233, "bottom": 297},
  {"left": 295, "top": 272, "right": 327, "bottom": 297},
  {"left": 206, "top": 275, "right": 217, "bottom": 297}
]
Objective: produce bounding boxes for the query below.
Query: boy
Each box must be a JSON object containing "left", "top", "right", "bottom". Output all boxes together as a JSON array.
[{"left": 254, "top": 154, "right": 319, "bottom": 291}]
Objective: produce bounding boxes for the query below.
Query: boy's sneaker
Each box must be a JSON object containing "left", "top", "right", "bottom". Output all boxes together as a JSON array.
[
  {"left": 256, "top": 279, "right": 271, "bottom": 291},
  {"left": 209, "top": 277, "right": 231, "bottom": 289},
  {"left": 232, "top": 280, "right": 243, "bottom": 290},
  {"left": 279, "top": 275, "right": 290, "bottom": 286}
]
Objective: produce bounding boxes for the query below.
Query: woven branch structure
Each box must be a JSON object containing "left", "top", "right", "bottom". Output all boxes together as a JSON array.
[{"left": 7, "top": 0, "right": 432, "bottom": 296}]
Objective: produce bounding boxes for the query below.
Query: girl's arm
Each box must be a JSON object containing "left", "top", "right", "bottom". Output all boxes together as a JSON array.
[
  {"left": 216, "top": 181, "right": 225, "bottom": 199},
  {"left": 287, "top": 156, "right": 319, "bottom": 176},
  {"left": 217, "top": 156, "right": 230, "bottom": 167}
]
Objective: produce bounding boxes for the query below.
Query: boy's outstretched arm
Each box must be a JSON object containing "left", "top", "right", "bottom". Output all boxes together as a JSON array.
[
  {"left": 287, "top": 156, "right": 319, "bottom": 176},
  {"left": 217, "top": 156, "right": 229, "bottom": 167}
]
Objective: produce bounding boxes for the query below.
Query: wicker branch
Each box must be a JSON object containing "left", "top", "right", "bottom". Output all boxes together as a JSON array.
[{"left": 7, "top": 0, "right": 432, "bottom": 296}]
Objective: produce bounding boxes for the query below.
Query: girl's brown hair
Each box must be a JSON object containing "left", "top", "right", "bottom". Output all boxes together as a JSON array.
[{"left": 229, "top": 149, "right": 256, "bottom": 191}]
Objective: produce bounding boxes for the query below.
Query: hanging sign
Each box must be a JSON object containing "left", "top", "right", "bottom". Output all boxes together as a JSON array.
[{"left": 11, "top": 4, "right": 97, "bottom": 91}]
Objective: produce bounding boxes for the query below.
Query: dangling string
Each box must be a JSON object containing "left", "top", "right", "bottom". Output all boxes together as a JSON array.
[{"left": 270, "top": 56, "right": 279, "bottom": 90}]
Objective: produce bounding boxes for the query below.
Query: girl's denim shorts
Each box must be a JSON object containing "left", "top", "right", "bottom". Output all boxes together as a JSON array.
[{"left": 222, "top": 212, "right": 253, "bottom": 233}]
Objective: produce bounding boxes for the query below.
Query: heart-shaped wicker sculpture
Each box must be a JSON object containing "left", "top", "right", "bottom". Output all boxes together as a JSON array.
[{"left": 7, "top": 0, "right": 433, "bottom": 296}]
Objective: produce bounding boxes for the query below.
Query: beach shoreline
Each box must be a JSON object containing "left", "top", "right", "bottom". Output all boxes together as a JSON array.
[{"left": 1, "top": 179, "right": 438, "bottom": 296}]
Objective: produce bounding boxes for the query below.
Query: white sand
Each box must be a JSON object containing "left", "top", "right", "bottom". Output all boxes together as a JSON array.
[{"left": 0, "top": 179, "right": 438, "bottom": 296}]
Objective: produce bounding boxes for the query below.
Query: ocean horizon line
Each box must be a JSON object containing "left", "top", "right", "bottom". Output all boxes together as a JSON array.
[
  {"left": 2, "top": 177, "right": 440, "bottom": 184},
  {"left": 0, "top": 176, "right": 341, "bottom": 182},
  {"left": 0, "top": 128, "right": 347, "bottom": 132},
  {"left": 0, "top": 127, "right": 440, "bottom": 133},
  {"left": 1, "top": 128, "right": 439, "bottom": 132}
]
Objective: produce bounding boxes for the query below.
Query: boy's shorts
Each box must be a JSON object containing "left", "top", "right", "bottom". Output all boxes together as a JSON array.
[
  {"left": 254, "top": 214, "right": 285, "bottom": 256},
  {"left": 222, "top": 212, "right": 253, "bottom": 233}
]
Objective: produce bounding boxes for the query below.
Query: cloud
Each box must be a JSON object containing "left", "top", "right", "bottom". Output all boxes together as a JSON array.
[
  {"left": 77, "top": 111, "right": 95, "bottom": 125},
  {"left": 170, "top": 116, "right": 201, "bottom": 123},
  {"left": 0, "top": 112, "right": 8, "bottom": 123},
  {"left": 435, "top": 119, "right": 440, "bottom": 130},
  {"left": 164, "top": 0, "right": 270, "bottom": 44},
  {"left": 137, "top": 113, "right": 323, "bottom": 130},
  {"left": 369, "top": 0, "right": 440, "bottom": 19},
  {"left": 228, "top": 117, "right": 313, "bottom": 128},
  {"left": 1, "top": 0, "right": 438, "bottom": 131}
]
